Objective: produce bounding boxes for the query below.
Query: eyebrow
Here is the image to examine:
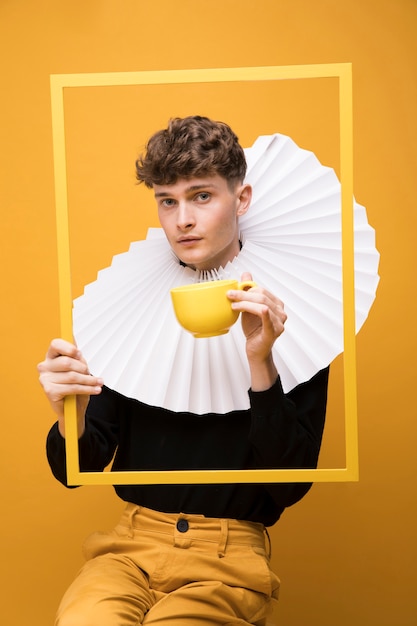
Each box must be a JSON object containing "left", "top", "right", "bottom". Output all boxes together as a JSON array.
[{"left": 154, "top": 183, "right": 217, "bottom": 198}]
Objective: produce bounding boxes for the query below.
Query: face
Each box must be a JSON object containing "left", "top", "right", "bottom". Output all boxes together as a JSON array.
[{"left": 154, "top": 175, "right": 251, "bottom": 271}]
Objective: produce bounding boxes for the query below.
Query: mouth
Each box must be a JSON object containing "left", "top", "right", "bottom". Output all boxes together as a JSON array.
[{"left": 177, "top": 237, "right": 202, "bottom": 246}]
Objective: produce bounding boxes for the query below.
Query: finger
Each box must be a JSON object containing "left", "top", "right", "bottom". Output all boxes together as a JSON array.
[
  {"left": 45, "top": 338, "right": 81, "bottom": 361},
  {"left": 240, "top": 271, "right": 253, "bottom": 282},
  {"left": 231, "top": 299, "right": 270, "bottom": 317},
  {"left": 40, "top": 369, "right": 103, "bottom": 386},
  {"left": 37, "top": 354, "right": 90, "bottom": 375},
  {"left": 236, "top": 297, "right": 287, "bottom": 335},
  {"left": 39, "top": 372, "right": 103, "bottom": 400},
  {"left": 271, "top": 300, "right": 287, "bottom": 324},
  {"left": 229, "top": 287, "right": 274, "bottom": 309},
  {"left": 40, "top": 380, "right": 103, "bottom": 403},
  {"left": 230, "top": 287, "right": 285, "bottom": 315}
]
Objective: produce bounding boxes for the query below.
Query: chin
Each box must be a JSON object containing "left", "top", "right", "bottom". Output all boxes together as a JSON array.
[
  {"left": 176, "top": 249, "right": 222, "bottom": 272},
  {"left": 177, "top": 253, "right": 206, "bottom": 270},
  {"left": 176, "top": 255, "right": 197, "bottom": 270}
]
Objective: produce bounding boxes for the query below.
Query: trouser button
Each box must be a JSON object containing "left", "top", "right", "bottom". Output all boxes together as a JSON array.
[{"left": 176, "top": 519, "right": 189, "bottom": 533}]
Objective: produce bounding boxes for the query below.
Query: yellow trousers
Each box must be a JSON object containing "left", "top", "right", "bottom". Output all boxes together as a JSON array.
[{"left": 56, "top": 503, "right": 280, "bottom": 625}]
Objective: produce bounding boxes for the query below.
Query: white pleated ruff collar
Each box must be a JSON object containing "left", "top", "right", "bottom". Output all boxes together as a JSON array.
[{"left": 72, "top": 133, "right": 380, "bottom": 414}]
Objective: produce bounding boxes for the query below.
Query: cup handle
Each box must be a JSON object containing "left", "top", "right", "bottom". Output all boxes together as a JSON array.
[{"left": 237, "top": 280, "right": 257, "bottom": 291}]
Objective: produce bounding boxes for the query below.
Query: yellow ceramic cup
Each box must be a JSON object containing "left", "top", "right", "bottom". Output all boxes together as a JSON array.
[{"left": 170, "top": 279, "right": 256, "bottom": 338}]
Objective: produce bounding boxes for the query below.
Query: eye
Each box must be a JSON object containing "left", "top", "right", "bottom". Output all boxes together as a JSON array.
[
  {"left": 161, "top": 198, "right": 176, "bottom": 208},
  {"left": 195, "top": 192, "right": 211, "bottom": 202}
]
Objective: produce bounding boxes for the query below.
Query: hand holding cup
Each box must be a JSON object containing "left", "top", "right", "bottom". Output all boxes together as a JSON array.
[{"left": 170, "top": 279, "right": 256, "bottom": 338}]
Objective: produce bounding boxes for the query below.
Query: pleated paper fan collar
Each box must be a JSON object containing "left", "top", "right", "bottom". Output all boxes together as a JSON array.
[{"left": 72, "top": 133, "right": 380, "bottom": 414}]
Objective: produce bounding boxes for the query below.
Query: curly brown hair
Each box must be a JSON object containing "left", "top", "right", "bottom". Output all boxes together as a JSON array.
[{"left": 135, "top": 116, "right": 247, "bottom": 188}]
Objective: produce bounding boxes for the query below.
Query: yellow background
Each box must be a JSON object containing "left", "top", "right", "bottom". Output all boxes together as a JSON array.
[{"left": 0, "top": 1, "right": 416, "bottom": 624}]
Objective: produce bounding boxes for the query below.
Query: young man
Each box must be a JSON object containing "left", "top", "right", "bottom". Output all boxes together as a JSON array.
[{"left": 38, "top": 116, "right": 329, "bottom": 626}]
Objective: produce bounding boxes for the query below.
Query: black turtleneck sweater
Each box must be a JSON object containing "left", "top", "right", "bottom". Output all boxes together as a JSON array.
[{"left": 46, "top": 367, "right": 328, "bottom": 527}]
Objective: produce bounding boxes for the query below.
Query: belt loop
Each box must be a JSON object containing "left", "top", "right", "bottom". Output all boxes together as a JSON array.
[
  {"left": 125, "top": 504, "right": 139, "bottom": 538},
  {"left": 218, "top": 519, "right": 228, "bottom": 558}
]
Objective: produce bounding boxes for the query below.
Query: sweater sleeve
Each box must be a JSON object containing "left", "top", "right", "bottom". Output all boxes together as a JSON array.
[
  {"left": 248, "top": 367, "right": 329, "bottom": 507},
  {"left": 46, "top": 386, "right": 120, "bottom": 487},
  {"left": 249, "top": 367, "right": 329, "bottom": 469}
]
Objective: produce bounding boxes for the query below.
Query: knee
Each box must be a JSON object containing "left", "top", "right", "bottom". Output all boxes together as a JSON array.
[
  {"left": 56, "top": 610, "right": 96, "bottom": 626},
  {"left": 56, "top": 607, "right": 118, "bottom": 626}
]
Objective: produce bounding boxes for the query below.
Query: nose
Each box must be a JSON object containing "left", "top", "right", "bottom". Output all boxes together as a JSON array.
[{"left": 176, "top": 202, "right": 195, "bottom": 230}]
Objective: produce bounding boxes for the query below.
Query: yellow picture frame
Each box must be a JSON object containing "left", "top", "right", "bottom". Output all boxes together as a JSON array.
[{"left": 50, "top": 63, "right": 358, "bottom": 485}]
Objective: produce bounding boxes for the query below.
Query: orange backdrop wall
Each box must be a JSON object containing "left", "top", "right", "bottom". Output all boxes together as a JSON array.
[{"left": 1, "top": 1, "right": 416, "bottom": 624}]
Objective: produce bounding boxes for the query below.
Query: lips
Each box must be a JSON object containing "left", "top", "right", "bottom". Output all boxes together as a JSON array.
[{"left": 177, "top": 237, "right": 202, "bottom": 245}]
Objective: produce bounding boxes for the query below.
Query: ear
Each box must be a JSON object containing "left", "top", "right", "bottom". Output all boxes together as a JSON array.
[{"left": 236, "top": 184, "right": 252, "bottom": 217}]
